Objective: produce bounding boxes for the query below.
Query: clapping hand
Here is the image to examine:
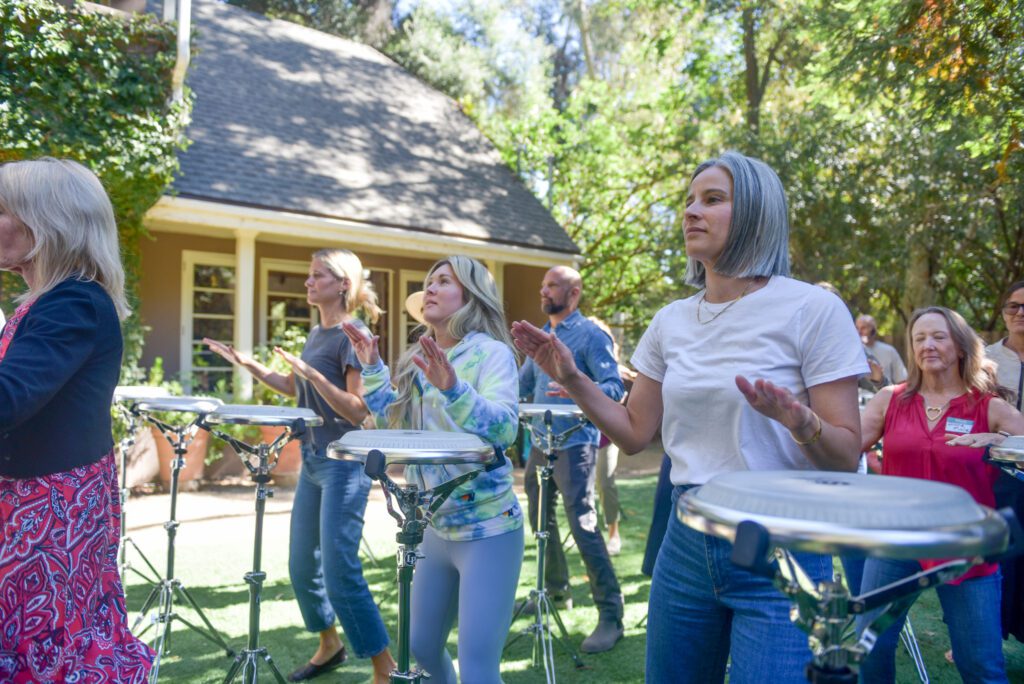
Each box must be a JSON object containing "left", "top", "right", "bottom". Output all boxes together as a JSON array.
[
  {"left": 944, "top": 432, "right": 1007, "bottom": 448},
  {"left": 275, "top": 347, "right": 311, "bottom": 380},
  {"left": 342, "top": 321, "right": 380, "bottom": 367},
  {"left": 510, "top": 321, "right": 579, "bottom": 385},
  {"left": 413, "top": 335, "right": 458, "bottom": 391},
  {"left": 735, "top": 376, "right": 813, "bottom": 435},
  {"left": 204, "top": 337, "right": 251, "bottom": 366}
]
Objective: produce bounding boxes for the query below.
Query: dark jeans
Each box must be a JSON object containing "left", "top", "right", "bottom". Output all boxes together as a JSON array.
[{"left": 524, "top": 444, "right": 623, "bottom": 621}]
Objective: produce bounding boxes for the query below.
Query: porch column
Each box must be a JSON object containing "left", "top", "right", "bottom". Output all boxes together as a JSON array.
[
  {"left": 486, "top": 259, "right": 504, "bottom": 301},
  {"left": 234, "top": 229, "right": 257, "bottom": 400}
]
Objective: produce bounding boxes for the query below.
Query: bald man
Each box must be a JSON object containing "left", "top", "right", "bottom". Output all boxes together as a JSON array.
[
  {"left": 855, "top": 314, "right": 907, "bottom": 384},
  {"left": 518, "top": 266, "right": 625, "bottom": 653}
]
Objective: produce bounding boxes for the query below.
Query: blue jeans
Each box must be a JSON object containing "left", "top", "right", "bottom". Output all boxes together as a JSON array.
[
  {"left": 856, "top": 558, "right": 1007, "bottom": 684},
  {"left": 289, "top": 443, "right": 389, "bottom": 658},
  {"left": 646, "top": 485, "right": 833, "bottom": 683}
]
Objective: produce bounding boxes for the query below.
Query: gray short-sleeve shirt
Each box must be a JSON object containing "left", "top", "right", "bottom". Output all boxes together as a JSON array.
[{"left": 296, "top": 320, "right": 367, "bottom": 447}]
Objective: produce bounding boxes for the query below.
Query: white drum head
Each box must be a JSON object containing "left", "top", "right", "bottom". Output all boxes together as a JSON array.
[
  {"left": 114, "top": 385, "right": 170, "bottom": 402},
  {"left": 134, "top": 396, "right": 223, "bottom": 414},
  {"left": 989, "top": 436, "right": 1024, "bottom": 464},
  {"left": 678, "top": 470, "right": 1008, "bottom": 559},
  {"left": 205, "top": 404, "right": 323, "bottom": 427},
  {"left": 518, "top": 403, "right": 583, "bottom": 418},
  {"left": 327, "top": 429, "right": 494, "bottom": 465}
]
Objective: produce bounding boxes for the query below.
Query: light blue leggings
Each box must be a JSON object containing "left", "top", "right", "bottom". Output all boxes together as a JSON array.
[{"left": 410, "top": 525, "right": 524, "bottom": 683}]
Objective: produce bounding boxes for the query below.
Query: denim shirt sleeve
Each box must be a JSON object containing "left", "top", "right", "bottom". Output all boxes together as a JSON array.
[
  {"left": 443, "top": 343, "right": 519, "bottom": 449},
  {"left": 361, "top": 360, "right": 397, "bottom": 425},
  {"left": 584, "top": 329, "right": 625, "bottom": 402},
  {"left": 518, "top": 358, "right": 536, "bottom": 402}
]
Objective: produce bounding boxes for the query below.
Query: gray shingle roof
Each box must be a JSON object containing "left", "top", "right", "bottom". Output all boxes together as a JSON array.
[{"left": 168, "top": 0, "right": 577, "bottom": 254}]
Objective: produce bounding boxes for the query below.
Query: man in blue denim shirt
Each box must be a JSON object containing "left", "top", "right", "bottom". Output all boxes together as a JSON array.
[{"left": 519, "top": 265, "right": 626, "bottom": 653}]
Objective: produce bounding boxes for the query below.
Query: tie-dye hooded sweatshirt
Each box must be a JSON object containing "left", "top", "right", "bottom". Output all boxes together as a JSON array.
[{"left": 361, "top": 331, "right": 522, "bottom": 541}]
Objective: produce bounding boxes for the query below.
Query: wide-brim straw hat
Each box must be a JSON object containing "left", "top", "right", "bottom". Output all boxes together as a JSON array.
[{"left": 405, "top": 291, "right": 427, "bottom": 325}]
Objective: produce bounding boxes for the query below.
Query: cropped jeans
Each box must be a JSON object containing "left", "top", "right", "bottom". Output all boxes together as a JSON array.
[
  {"left": 645, "top": 485, "right": 833, "bottom": 683},
  {"left": 288, "top": 443, "right": 389, "bottom": 658},
  {"left": 856, "top": 557, "right": 1006, "bottom": 684}
]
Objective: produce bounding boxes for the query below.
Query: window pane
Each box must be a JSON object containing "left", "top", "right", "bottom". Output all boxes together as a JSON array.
[
  {"left": 192, "top": 368, "right": 233, "bottom": 395},
  {"left": 267, "top": 270, "right": 307, "bottom": 294},
  {"left": 268, "top": 295, "right": 311, "bottom": 319},
  {"left": 194, "top": 265, "right": 236, "bottom": 289},
  {"left": 193, "top": 318, "right": 234, "bottom": 341},
  {"left": 192, "top": 346, "right": 232, "bottom": 369},
  {"left": 194, "top": 290, "right": 234, "bottom": 315}
]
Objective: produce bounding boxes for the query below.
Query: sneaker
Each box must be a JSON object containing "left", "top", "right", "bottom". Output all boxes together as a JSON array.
[
  {"left": 516, "top": 593, "right": 572, "bottom": 618},
  {"left": 606, "top": 534, "right": 622, "bottom": 556},
  {"left": 580, "top": 619, "right": 623, "bottom": 653}
]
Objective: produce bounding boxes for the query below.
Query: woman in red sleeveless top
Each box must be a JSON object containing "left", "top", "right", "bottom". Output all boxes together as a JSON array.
[{"left": 857, "top": 306, "right": 1024, "bottom": 684}]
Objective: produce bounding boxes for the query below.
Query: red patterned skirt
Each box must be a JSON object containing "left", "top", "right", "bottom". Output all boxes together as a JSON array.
[{"left": 0, "top": 452, "right": 154, "bottom": 683}]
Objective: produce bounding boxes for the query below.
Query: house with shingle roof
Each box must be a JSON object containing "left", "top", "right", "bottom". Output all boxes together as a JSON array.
[{"left": 139, "top": 0, "right": 577, "bottom": 396}]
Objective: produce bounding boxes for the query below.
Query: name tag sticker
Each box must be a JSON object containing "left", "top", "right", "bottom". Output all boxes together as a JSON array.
[{"left": 945, "top": 417, "right": 974, "bottom": 435}]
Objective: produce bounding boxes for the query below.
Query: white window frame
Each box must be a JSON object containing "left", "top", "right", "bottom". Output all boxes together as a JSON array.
[
  {"left": 399, "top": 269, "right": 428, "bottom": 359},
  {"left": 259, "top": 258, "right": 316, "bottom": 345},
  {"left": 181, "top": 250, "right": 236, "bottom": 393}
]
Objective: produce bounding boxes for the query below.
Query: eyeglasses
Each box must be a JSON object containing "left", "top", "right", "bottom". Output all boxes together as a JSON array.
[{"left": 1002, "top": 302, "right": 1024, "bottom": 315}]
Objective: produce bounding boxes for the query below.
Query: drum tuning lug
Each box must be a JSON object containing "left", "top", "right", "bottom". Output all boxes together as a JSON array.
[{"left": 244, "top": 571, "right": 267, "bottom": 584}]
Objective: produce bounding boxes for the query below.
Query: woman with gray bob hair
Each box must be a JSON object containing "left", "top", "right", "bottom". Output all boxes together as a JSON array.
[
  {"left": 512, "top": 151, "right": 866, "bottom": 683},
  {"left": 683, "top": 151, "right": 791, "bottom": 287},
  {"left": 0, "top": 157, "right": 154, "bottom": 680}
]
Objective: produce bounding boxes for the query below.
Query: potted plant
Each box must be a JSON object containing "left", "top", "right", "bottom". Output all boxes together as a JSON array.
[{"left": 143, "top": 357, "right": 209, "bottom": 491}]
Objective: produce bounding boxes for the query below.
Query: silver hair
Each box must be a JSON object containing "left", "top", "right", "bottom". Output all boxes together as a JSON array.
[
  {"left": 0, "top": 158, "right": 129, "bottom": 319},
  {"left": 386, "top": 255, "right": 517, "bottom": 428},
  {"left": 683, "top": 151, "right": 791, "bottom": 287},
  {"left": 311, "top": 248, "right": 383, "bottom": 323}
]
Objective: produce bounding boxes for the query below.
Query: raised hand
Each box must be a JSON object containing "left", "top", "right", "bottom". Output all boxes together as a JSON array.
[
  {"left": 545, "top": 381, "right": 571, "bottom": 398},
  {"left": 275, "top": 347, "right": 311, "bottom": 380},
  {"left": 413, "top": 335, "right": 458, "bottom": 391},
  {"left": 342, "top": 321, "right": 380, "bottom": 367},
  {"left": 203, "top": 337, "right": 251, "bottom": 366},
  {"left": 735, "top": 375, "right": 813, "bottom": 436},
  {"left": 510, "top": 320, "right": 579, "bottom": 385}
]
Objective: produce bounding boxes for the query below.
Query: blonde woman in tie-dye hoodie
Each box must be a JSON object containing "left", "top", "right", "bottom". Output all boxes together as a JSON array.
[{"left": 342, "top": 256, "right": 522, "bottom": 684}]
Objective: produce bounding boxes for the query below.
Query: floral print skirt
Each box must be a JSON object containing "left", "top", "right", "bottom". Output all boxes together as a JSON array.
[{"left": 0, "top": 452, "right": 154, "bottom": 682}]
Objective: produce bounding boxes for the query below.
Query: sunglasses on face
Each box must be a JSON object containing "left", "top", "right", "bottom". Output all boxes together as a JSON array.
[{"left": 1002, "top": 302, "right": 1024, "bottom": 315}]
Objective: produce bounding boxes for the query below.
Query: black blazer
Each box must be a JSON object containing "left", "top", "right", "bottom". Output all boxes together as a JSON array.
[{"left": 0, "top": 279, "right": 122, "bottom": 478}]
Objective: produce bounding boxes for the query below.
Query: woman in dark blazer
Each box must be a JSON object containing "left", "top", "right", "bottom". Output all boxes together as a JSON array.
[{"left": 0, "top": 158, "right": 154, "bottom": 682}]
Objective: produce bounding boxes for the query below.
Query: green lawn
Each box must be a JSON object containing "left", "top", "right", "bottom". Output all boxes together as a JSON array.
[{"left": 123, "top": 475, "right": 1024, "bottom": 682}]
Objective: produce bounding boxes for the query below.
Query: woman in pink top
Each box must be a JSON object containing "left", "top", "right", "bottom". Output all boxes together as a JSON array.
[{"left": 857, "top": 306, "right": 1024, "bottom": 684}]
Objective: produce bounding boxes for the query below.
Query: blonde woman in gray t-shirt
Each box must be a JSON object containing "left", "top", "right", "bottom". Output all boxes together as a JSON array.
[{"left": 205, "top": 249, "right": 395, "bottom": 682}]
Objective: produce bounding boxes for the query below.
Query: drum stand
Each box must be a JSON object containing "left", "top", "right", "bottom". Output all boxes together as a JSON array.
[
  {"left": 505, "top": 410, "right": 586, "bottom": 682},
  {"left": 204, "top": 421, "right": 304, "bottom": 684},
  {"left": 731, "top": 518, "right": 1023, "bottom": 683},
  {"left": 115, "top": 404, "right": 160, "bottom": 585},
  {"left": 132, "top": 411, "right": 235, "bottom": 682},
  {"left": 361, "top": 449, "right": 489, "bottom": 683}
]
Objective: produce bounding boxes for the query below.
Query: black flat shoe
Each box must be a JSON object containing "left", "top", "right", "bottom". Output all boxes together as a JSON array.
[{"left": 287, "top": 647, "right": 347, "bottom": 681}]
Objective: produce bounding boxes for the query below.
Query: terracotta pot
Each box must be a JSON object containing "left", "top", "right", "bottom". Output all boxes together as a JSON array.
[
  {"left": 259, "top": 425, "right": 304, "bottom": 480},
  {"left": 155, "top": 426, "right": 208, "bottom": 490}
]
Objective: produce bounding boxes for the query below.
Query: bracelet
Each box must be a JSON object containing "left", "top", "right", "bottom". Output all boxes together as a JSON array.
[
  {"left": 791, "top": 412, "right": 823, "bottom": 446},
  {"left": 998, "top": 430, "right": 1012, "bottom": 438}
]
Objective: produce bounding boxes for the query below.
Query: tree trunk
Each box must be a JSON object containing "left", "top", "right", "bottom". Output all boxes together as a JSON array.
[
  {"left": 358, "top": 0, "right": 394, "bottom": 47},
  {"left": 741, "top": 5, "right": 761, "bottom": 134}
]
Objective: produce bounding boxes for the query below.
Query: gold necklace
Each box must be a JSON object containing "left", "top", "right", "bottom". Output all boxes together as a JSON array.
[
  {"left": 924, "top": 399, "right": 951, "bottom": 421},
  {"left": 696, "top": 278, "right": 760, "bottom": 325}
]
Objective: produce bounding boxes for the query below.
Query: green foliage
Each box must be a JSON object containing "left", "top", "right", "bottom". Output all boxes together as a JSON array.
[
  {"left": 0, "top": 0, "right": 190, "bottom": 362},
  {"left": 253, "top": 325, "right": 308, "bottom": 406}
]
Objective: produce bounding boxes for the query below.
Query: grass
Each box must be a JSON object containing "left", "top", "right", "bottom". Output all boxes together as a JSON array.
[{"left": 123, "top": 475, "right": 1024, "bottom": 683}]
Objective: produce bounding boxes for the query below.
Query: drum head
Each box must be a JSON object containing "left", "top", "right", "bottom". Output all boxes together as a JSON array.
[
  {"left": 114, "top": 386, "right": 170, "bottom": 402},
  {"left": 205, "top": 404, "right": 324, "bottom": 427},
  {"left": 134, "top": 396, "right": 223, "bottom": 414},
  {"left": 518, "top": 403, "right": 583, "bottom": 418},
  {"left": 678, "top": 470, "right": 1008, "bottom": 559},
  {"left": 989, "top": 436, "right": 1024, "bottom": 464},
  {"left": 327, "top": 429, "right": 494, "bottom": 465}
]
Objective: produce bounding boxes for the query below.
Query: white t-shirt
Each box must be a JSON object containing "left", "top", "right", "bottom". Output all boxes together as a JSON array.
[{"left": 631, "top": 276, "right": 868, "bottom": 485}]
